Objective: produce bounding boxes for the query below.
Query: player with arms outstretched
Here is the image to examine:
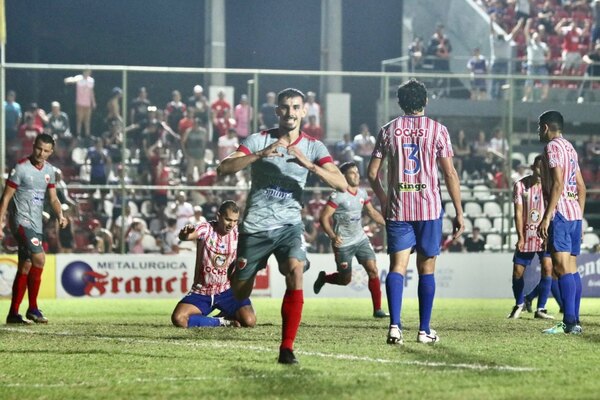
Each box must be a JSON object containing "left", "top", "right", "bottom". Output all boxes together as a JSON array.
[
  {"left": 217, "top": 88, "right": 347, "bottom": 364},
  {"left": 171, "top": 200, "right": 255, "bottom": 328},
  {"left": 0, "top": 133, "right": 68, "bottom": 324},
  {"left": 313, "top": 161, "right": 388, "bottom": 318},
  {"left": 368, "top": 79, "right": 464, "bottom": 345},
  {"left": 537, "top": 111, "right": 586, "bottom": 335}
]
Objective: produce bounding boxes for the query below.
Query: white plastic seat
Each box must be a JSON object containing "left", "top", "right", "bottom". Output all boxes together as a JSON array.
[
  {"left": 463, "top": 217, "right": 473, "bottom": 234},
  {"left": 128, "top": 201, "right": 140, "bottom": 217},
  {"left": 492, "top": 217, "right": 511, "bottom": 233},
  {"left": 472, "top": 184, "right": 494, "bottom": 201},
  {"left": 527, "top": 152, "right": 539, "bottom": 165},
  {"left": 460, "top": 185, "right": 473, "bottom": 201},
  {"left": 511, "top": 152, "right": 526, "bottom": 167},
  {"left": 485, "top": 233, "right": 503, "bottom": 251},
  {"left": 473, "top": 217, "right": 493, "bottom": 233},
  {"left": 503, "top": 233, "right": 519, "bottom": 251},
  {"left": 464, "top": 202, "right": 483, "bottom": 218},
  {"left": 444, "top": 202, "right": 456, "bottom": 218},
  {"left": 71, "top": 147, "right": 88, "bottom": 165},
  {"left": 141, "top": 234, "right": 159, "bottom": 252},
  {"left": 442, "top": 217, "right": 454, "bottom": 235},
  {"left": 582, "top": 233, "right": 600, "bottom": 250},
  {"left": 483, "top": 201, "right": 503, "bottom": 218},
  {"left": 582, "top": 218, "right": 593, "bottom": 232}
]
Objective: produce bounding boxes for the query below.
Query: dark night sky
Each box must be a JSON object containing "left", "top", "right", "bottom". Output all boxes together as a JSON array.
[{"left": 5, "top": 0, "right": 402, "bottom": 134}]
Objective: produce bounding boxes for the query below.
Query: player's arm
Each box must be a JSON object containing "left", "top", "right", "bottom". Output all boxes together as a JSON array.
[
  {"left": 364, "top": 202, "right": 385, "bottom": 226},
  {"left": 286, "top": 146, "right": 348, "bottom": 192},
  {"left": 0, "top": 185, "right": 17, "bottom": 240},
  {"left": 319, "top": 204, "right": 342, "bottom": 248},
  {"left": 538, "top": 166, "right": 563, "bottom": 241},
  {"left": 47, "top": 187, "right": 67, "bottom": 229},
  {"left": 439, "top": 156, "right": 465, "bottom": 239},
  {"left": 575, "top": 169, "right": 586, "bottom": 217},
  {"left": 367, "top": 156, "right": 387, "bottom": 216},
  {"left": 514, "top": 198, "right": 525, "bottom": 251},
  {"left": 217, "top": 139, "right": 289, "bottom": 176},
  {"left": 179, "top": 224, "right": 199, "bottom": 241}
]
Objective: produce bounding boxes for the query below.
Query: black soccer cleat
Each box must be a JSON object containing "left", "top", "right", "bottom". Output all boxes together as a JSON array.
[
  {"left": 278, "top": 348, "right": 299, "bottom": 365},
  {"left": 6, "top": 314, "right": 32, "bottom": 324}
]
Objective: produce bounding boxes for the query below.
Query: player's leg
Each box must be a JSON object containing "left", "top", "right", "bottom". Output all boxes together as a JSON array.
[
  {"left": 7, "top": 226, "right": 37, "bottom": 324},
  {"left": 414, "top": 217, "right": 442, "bottom": 343},
  {"left": 356, "top": 240, "right": 386, "bottom": 318},
  {"left": 26, "top": 249, "right": 47, "bottom": 323},
  {"left": 230, "top": 231, "right": 272, "bottom": 301},
  {"left": 75, "top": 105, "right": 84, "bottom": 136},
  {"left": 551, "top": 269, "right": 563, "bottom": 312},
  {"left": 313, "top": 246, "right": 353, "bottom": 294},
  {"left": 534, "top": 254, "right": 554, "bottom": 319},
  {"left": 171, "top": 293, "right": 227, "bottom": 328},
  {"left": 509, "top": 251, "right": 532, "bottom": 319},
  {"left": 570, "top": 219, "right": 583, "bottom": 327},
  {"left": 385, "top": 221, "right": 415, "bottom": 345},
  {"left": 82, "top": 106, "right": 92, "bottom": 136},
  {"left": 214, "top": 288, "right": 256, "bottom": 328},
  {"left": 274, "top": 225, "right": 308, "bottom": 364}
]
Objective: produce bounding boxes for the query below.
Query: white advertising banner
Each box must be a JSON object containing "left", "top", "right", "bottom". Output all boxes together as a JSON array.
[{"left": 55, "top": 254, "right": 271, "bottom": 299}]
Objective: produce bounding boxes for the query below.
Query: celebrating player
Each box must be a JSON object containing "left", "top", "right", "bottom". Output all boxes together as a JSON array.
[
  {"left": 537, "top": 111, "right": 586, "bottom": 335},
  {"left": 0, "top": 133, "right": 68, "bottom": 324},
  {"left": 368, "top": 79, "right": 464, "bottom": 345},
  {"left": 217, "top": 88, "right": 347, "bottom": 364},
  {"left": 508, "top": 155, "right": 555, "bottom": 320},
  {"left": 313, "top": 161, "right": 388, "bottom": 318},
  {"left": 171, "top": 200, "right": 255, "bottom": 328}
]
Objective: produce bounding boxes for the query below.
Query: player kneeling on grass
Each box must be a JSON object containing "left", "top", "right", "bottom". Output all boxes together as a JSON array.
[
  {"left": 313, "top": 161, "right": 389, "bottom": 318},
  {"left": 171, "top": 200, "right": 256, "bottom": 328}
]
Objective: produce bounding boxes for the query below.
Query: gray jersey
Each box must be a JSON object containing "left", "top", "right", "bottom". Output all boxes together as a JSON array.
[
  {"left": 327, "top": 188, "right": 370, "bottom": 248},
  {"left": 7, "top": 158, "right": 56, "bottom": 233},
  {"left": 239, "top": 129, "right": 333, "bottom": 233}
]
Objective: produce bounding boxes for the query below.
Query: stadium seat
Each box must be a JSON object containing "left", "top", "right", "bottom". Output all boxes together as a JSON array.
[
  {"left": 442, "top": 217, "right": 454, "bottom": 235},
  {"left": 511, "top": 152, "right": 526, "bottom": 167},
  {"left": 473, "top": 217, "right": 493, "bottom": 233},
  {"left": 460, "top": 185, "right": 473, "bottom": 201},
  {"left": 527, "top": 152, "right": 539, "bottom": 165},
  {"left": 492, "top": 217, "right": 511, "bottom": 233},
  {"left": 463, "top": 217, "right": 473, "bottom": 234},
  {"left": 71, "top": 147, "right": 87, "bottom": 165},
  {"left": 103, "top": 199, "right": 114, "bottom": 216},
  {"left": 582, "top": 233, "right": 600, "bottom": 250},
  {"left": 128, "top": 201, "right": 140, "bottom": 217},
  {"left": 464, "top": 202, "right": 483, "bottom": 218},
  {"left": 485, "top": 233, "right": 503, "bottom": 251},
  {"left": 141, "top": 234, "right": 160, "bottom": 252},
  {"left": 503, "top": 233, "right": 519, "bottom": 251},
  {"left": 472, "top": 185, "right": 494, "bottom": 201},
  {"left": 441, "top": 189, "right": 451, "bottom": 202},
  {"left": 582, "top": 218, "right": 593, "bottom": 233},
  {"left": 140, "top": 200, "right": 154, "bottom": 218},
  {"left": 483, "top": 201, "right": 503, "bottom": 218},
  {"left": 444, "top": 202, "right": 457, "bottom": 218}
]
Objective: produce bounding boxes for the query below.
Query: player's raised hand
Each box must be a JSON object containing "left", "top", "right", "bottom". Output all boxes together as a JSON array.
[
  {"left": 178, "top": 224, "right": 196, "bottom": 241},
  {"left": 257, "top": 138, "right": 289, "bottom": 158},
  {"left": 286, "top": 145, "right": 313, "bottom": 169}
]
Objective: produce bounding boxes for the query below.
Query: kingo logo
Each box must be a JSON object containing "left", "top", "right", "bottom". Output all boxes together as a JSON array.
[
  {"left": 61, "top": 261, "right": 188, "bottom": 297},
  {"left": 61, "top": 261, "right": 105, "bottom": 297}
]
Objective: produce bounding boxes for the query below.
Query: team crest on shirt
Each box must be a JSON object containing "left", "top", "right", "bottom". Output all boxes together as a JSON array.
[
  {"left": 9, "top": 168, "right": 16, "bottom": 177},
  {"left": 214, "top": 254, "right": 227, "bottom": 267},
  {"left": 30, "top": 238, "right": 41, "bottom": 247},
  {"left": 237, "top": 257, "right": 247, "bottom": 270},
  {"left": 530, "top": 209, "right": 541, "bottom": 223},
  {"left": 330, "top": 192, "right": 338, "bottom": 200},
  {"left": 44, "top": 174, "right": 51, "bottom": 184}
]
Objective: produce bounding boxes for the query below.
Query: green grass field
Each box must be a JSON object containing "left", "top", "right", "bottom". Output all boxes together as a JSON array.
[{"left": 1, "top": 297, "right": 599, "bottom": 400}]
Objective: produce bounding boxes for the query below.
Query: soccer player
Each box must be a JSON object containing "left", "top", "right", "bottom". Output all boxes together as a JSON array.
[
  {"left": 368, "top": 79, "right": 464, "bottom": 345},
  {"left": 536, "top": 111, "right": 586, "bottom": 335},
  {"left": 217, "top": 88, "right": 347, "bottom": 364},
  {"left": 508, "top": 155, "right": 555, "bottom": 320},
  {"left": 171, "top": 200, "right": 256, "bottom": 328},
  {"left": 313, "top": 161, "right": 389, "bottom": 318},
  {"left": 0, "top": 133, "right": 68, "bottom": 324}
]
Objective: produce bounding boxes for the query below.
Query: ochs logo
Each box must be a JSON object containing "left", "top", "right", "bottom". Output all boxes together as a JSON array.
[
  {"left": 30, "top": 237, "right": 41, "bottom": 247},
  {"left": 237, "top": 258, "right": 248, "bottom": 270},
  {"left": 530, "top": 209, "right": 541, "bottom": 223},
  {"left": 61, "top": 261, "right": 106, "bottom": 297}
]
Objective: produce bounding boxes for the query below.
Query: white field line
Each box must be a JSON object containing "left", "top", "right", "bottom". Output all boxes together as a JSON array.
[{"left": 0, "top": 326, "right": 536, "bottom": 373}]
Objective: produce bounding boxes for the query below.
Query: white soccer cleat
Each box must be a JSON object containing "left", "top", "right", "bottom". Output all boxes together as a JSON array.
[
  {"left": 507, "top": 304, "right": 523, "bottom": 319},
  {"left": 417, "top": 329, "right": 440, "bottom": 344},
  {"left": 386, "top": 325, "right": 403, "bottom": 345},
  {"left": 534, "top": 309, "right": 555, "bottom": 320}
]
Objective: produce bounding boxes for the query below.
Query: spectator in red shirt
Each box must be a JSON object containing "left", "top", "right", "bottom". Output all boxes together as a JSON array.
[{"left": 302, "top": 115, "right": 323, "bottom": 141}]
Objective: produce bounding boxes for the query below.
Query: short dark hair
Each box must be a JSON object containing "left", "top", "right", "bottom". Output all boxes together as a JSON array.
[
  {"left": 539, "top": 110, "right": 564, "bottom": 132},
  {"left": 277, "top": 88, "right": 305, "bottom": 104},
  {"left": 397, "top": 79, "right": 427, "bottom": 115},
  {"left": 35, "top": 133, "right": 55, "bottom": 148},
  {"left": 339, "top": 161, "right": 358, "bottom": 175},
  {"left": 218, "top": 200, "right": 239, "bottom": 215}
]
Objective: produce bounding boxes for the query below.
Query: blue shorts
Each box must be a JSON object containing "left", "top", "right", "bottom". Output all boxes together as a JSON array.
[
  {"left": 548, "top": 212, "right": 582, "bottom": 256},
  {"left": 386, "top": 215, "right": 443, "bottom": 257},
  {"left": 178, "top": 288, "right": 252, "bottom": 319},
  {"left": 333, "top": 238, "right": 376, "bottom": 273},
  {"left": 512, "top": 250, "right": 550, "bottom": 267}
]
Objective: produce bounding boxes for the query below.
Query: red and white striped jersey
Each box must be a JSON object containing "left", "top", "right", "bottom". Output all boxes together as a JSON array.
[
  {"left": 372, "top": 115, "right": 454, "bottom": 221},
  {"left": 543, "top": 136, "right": 582, "bottom": 221},
  {"left": 190, "top": 221, "right": 238, "bottom": 296},
  {"left": 513, "top": 177, "right": 545, "bottom": 252}
]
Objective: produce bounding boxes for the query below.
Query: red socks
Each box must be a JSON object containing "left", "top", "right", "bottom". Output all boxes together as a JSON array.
[
  {"left": 368, "top": 277, "right": 382, "bottom": 311},
  {"left": 10, "top": 273, "right": 28, "bottom": 315},
  {"left": 281, "top": 289, "right": 304, "bottom": 350},
  {"left": 27, "top": 266, "right": 44, "bottom": 311}
]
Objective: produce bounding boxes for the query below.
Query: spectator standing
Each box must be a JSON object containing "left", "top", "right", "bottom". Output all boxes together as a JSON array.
[
  {"left": 64, "top": 68, "right": 96, "bottom": 137},
  {"left": 126, "top": 220, "right": 145, "bottom": 254},
  {"left": 522, "top": 19, "right": 550, "bottom": 102},
  {"left": 187, "top": 85, "right": 209, "bottom": 126},
  {"left": 303, "top": 91, "right": 322, "bottom": 126},
  {"left": 129, "top": 87, "right": 151, "bottom": 125},
  {"left": 408, "top": 36, "right": 425, "bottom": 72},
  {"left": 46, "top": 101, "right": 71, "bottom": 142},
  {"left": 592, "top": 0, "right": 600, "bottom": 48},
  {"left": 577, "top": 43, "right": 600, "bottom": 103},
  {"left": 4, "top": 90, "right": 22, "bottom": 147},
  {"left": 181, "top": 117, "right": 208, "bottom": 183},
  {"left": 217, "top": 128, "right": 239, "bottom": 163},
  {"left": 234, "top": 94, "right": 253, "bottom": 139},
  {"left": 165, "top": 90, "right": 187, "bottom": 133},
  {"left": 258, "top": 91, "right": 278, "bottom": 129},
  {"left": 171, "top": 191, "right": 195, "bottom": 231},
  {"left": 554, "top": 17, "right": 589, "bottom": 76},
  {"left": 17, "top": 115, "right": 44, "bottom": 161},
  {"left": 467, "top": 47, "right": 488, "bottom": 100},
  {"left": 106, "top": 87, "right": 123, "bottom": 128},
  {"left": 427, "top": 24, "right": 452, "bottom": 97},
  {"left": 489, "top": 16, "right": 523, "bottom": 99},
  {"left": 211, "top": 90, "right": 231, "bottom": 144},
  {"left": 353, "top": 123, "right": 376, "bottom": 177},
  {"left": 160, "top": 218, "right": 180, "bottom": 254},
  {"left": 302, "top": 115, "right": 323, "bottom": 141}
]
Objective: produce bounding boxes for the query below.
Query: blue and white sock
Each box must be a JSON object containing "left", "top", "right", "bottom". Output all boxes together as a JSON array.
[
  {"left": 418, "top": 274, "right": 435, "bottom": 334},
  {"left": 536, "top": 276, "right": 552, "bottom": 310},
  {"left": 188, "top": 315, "right": 221, "bottom": 327},
  {"left": 386, "top": 272, "right": 404, "bottom": 329},
  {"left": 512, "top": 276, "right": 525, "bottom": 305},
  {"left": 558, "top": 274, "right": 577, "bottom": 326}
]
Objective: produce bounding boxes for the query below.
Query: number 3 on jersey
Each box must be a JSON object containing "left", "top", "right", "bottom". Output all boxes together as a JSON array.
[{"left": 403, "top": 143, "right": 420, "bottom": 175}]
